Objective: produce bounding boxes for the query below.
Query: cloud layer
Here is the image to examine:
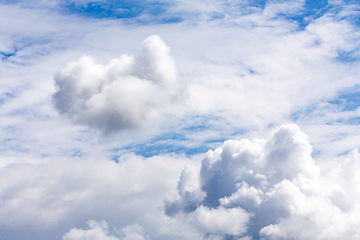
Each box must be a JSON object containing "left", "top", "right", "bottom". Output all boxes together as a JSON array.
[
  {"left": 53, "top": 35, "right": 178, "bottom": 133},
  {"left": 164, "top": 124, "right": 360, "bottom": 239}
]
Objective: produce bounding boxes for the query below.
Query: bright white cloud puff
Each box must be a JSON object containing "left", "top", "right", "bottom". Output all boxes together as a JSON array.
[
  {"left": 165, "top": 124, "right": 360, "bottom": 239},
  {"left": 53, "top": 35, "right": 178, "bottom": 133}
]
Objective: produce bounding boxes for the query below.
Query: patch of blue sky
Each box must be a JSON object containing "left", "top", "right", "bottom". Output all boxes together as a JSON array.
[
  {"left": 60, "top": 0, "right": 173, "bottom": 21},
  {"left": 111, "top": 140, "right": 223, "bottom": 160},
  {"left": 290, "top": 84, "right": 360, "bottom": 119},
  {"left": 290, "top": 101, "right": 345, "bottom": 126},
  {"left": 336, "top": 49, "right": 360, "bottom": 63},
  {"left": 267, "top": 0, "right": 329, "bottom": 29},
  {"left": 342, "top": 0, "right": 360, "bottom": 9},
  {"left": 254, "top": 0, "right": 267, "bottom": 8},
  {"left": 0, "top": 136, "right": 27, "bottom": 155},
  {"left": 71, "top": 148, "right": 83, "bottom": 157},
  {"left": 1, "top": 52, "right": 16, "bottom": 60},
  {"left": 0, "top": 36, "right": 56, "bottom": 63},
  {"left": 290, "top": 88, "right": 360, "bottom": 130},
  {"left": 264, "top": 0, "right": 359, "bottom": 30},
  {"left": 329, "top": 85, "right": 360, "bottom": 111},
  {"left": 112, "top": 136, "right": 210, "bottom": 159},
  {"left": 327, "top": 0, "right": 360, "bottom": 26},
  {"left": 341, "top": 116, "right": 360, "bottom": 125},
  {"left": 295, "top": 0, "right": 329, "bottom": 27},
  {"left": 110, "top": 123, "right": 246, "bottom": 160},
  {"left": 336, "top": 146, "right": 359, "bottom": 157},
  {"left": 0, "top": 92, "right": 14, "bottom": 107},
  {"left": 311, "top": 148, "right": 322, "bottom": 158},
  {"left": 290, "top": 105, "right": 317, "bottom": 122},
  {"left": 110, "top": 127, "right": 230, "bottom": 160}
]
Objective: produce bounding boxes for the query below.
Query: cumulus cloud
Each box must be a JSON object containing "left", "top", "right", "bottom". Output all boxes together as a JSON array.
[
  {"left": 53, "top": 35, "right": 178, "bottom": 133},
  {"left": 164, "top": 124, "right": 360, "bottom": 239}
]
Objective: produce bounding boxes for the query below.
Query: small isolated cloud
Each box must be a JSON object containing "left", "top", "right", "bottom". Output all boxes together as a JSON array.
[
  {"left": 164, "top": 124, "right": 360, "bottom": 239},
  {"left": 53, "top": 35, "right": 178, "bottom": 133}
]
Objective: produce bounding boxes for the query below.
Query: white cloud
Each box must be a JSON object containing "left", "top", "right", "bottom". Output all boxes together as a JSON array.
[
  {"left": 165, "top": 124, "right": 360, "bottom": 239},
  {"left": 53, "top": 35, "right": 179, "bottom": 133}
]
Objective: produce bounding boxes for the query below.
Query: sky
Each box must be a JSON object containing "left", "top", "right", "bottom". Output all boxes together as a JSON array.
[{"left": 1, "top": 0, "right": 360, "bottom": 239}]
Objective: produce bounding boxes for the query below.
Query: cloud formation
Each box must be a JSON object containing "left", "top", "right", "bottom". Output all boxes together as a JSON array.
[
  {"left": 164, "top": 124, "right": 360, "bottom": 239},
  {"left": 53, "top": 35, "right": 178, "bottom": 133}
]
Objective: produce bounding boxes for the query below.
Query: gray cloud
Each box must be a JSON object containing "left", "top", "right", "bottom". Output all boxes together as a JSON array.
[{"left": 53, "top": 35, "right": 178, "bottom": 133}]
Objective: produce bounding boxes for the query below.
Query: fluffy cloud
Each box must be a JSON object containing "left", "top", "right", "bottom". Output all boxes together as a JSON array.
[
  {"left": 165, "top": 124, "right": 360, "bottom": 239},
  {"left": 53, "top": 35, "right": 178, "bottom": 133}
]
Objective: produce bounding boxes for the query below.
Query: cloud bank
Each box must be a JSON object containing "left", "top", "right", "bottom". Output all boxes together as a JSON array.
[
  {"left": 164, "top": 124, "right": 360, "bottom": 239},
  {"left": 53, "top": 35, "right": 178, "bottom": 133}
]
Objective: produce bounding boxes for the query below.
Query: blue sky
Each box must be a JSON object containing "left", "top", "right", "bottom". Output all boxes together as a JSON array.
[{"left": 1, "top": 0, "right": 360, "bottom": 239}]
